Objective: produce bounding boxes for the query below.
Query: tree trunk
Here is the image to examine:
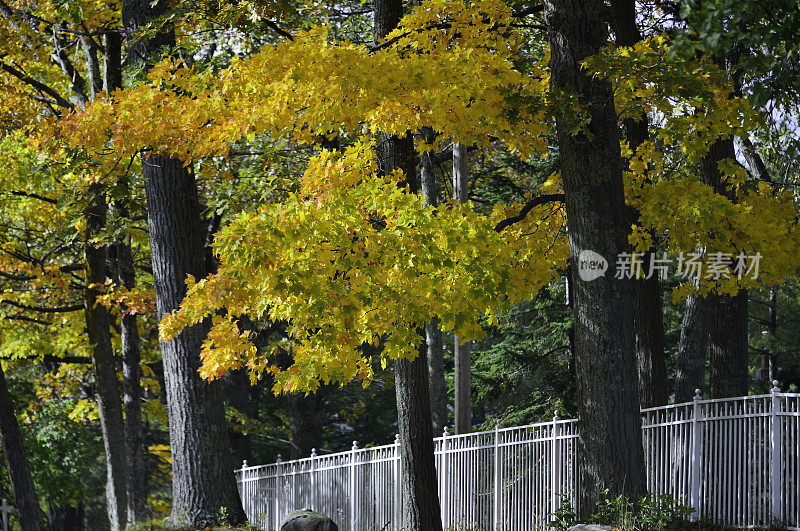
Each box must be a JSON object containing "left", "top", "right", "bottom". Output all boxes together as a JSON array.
[
  {"left": 702, "top": 137, "right": 750, "bottom": 399},
  {"left": 425, "top": 317, "right": 446, "bottom": 434},
  {"left": 102, "top": 32, "right": 122, "bottom": 95},
  {"left": 452, "top": 142, "right": 472, "bottom": 434},
  {"left": 0, "top": 363, "right": 47, "bottom": 531},
  {"left": 610, "top": 0, "right": 667, "bottom": 409},
  {"left": 84, "top": 186, "right": 129, "bottom": 530},
  {"left": 394, "top": 343, "right": 442, "bottom": 531},
  {"left": 374, "top": 1, "right": 443, "bottom": 528},
  {"left": 544, "top": 0, "right": 647, "bottom": 508},
  {"left": 142, "top": 155, "right": 246, "bottom": 527},
  {"left": 634, "top": 266, "right": 667, "bottom": 407},
  {"left": 115, "top": 237, "right": 146, "bottom": 525},
  {"left": 419, "top": 137, "right": 447, "bottom": 434},
  {"left": 221, "top": 368, "right": 254, "bottom": 465},
  {"left": 709, "top": 290, "right": 749, "bottom": 398},
  {"left": 48, "top": 501, "right": 84, "bottom": 531},
  {"left": 289, "top": 393, "right": 323, "bottom": 460},
  {"left": 675, "top": 290, "right": 710, "bottom": 403},
  {"left": 122, "top": 1, "right": 245, "bottom": 524}
]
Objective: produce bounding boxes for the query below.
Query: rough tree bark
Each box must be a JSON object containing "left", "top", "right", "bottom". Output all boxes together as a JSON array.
[
  {"left": 425, "top": 317, "right": 447, "bottom": 434},
  {"left": 289, "top": 393, "right": 323, "bottom": 460},
  {"left": 374, "top": 0, "right": 443, "bottom": 528},
  {"left": 610, "top": 0, "right": 667, "bottom": 409},
  {"left": 394, "top": 340, "right": 442, "bottom": 530},
  {"left": 419, "top": 139, "right": 447, "bottom": 434},
  {"left": 122, "top": 1, "right": 246, "bottom": 524},
  {"left": 452, "top": 142, "right": 472, "bottom": 434},
  {"left": 702, "top": 138, "right": 750, "bottom": 399},
  {"left": 48, "top": 502, "right": 84, "bottom": 531},
  {"left": 709, "top": 290, "right": 749, "bottom": 398},
  {"left": 0, "top": 362, "right": 47, "bottom": 531},
  {"left": 84, "top": 187, "right": 129, "bottom": 530},
  {"left": 222, "top": 368, "right": 255, "bottom": 465},
  {"left": 141, "top": 156, "right": 246, "bottom": 526},
  {"left": 115, "top": 235, "right": 146, "bottom": 525},
  {"left": 544, "top": 0, "right": 647, "bottom": 508},
  {"left": 675, "top": 289, "right": 710, "bottom": 403}
]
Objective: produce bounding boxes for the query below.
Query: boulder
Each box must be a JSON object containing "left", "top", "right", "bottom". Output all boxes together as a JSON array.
[{"left": 279, "top": 509, "right": 339, "bottom": 531}]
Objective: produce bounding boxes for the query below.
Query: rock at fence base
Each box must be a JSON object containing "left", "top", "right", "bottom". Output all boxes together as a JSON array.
[
  {"left": 280, "top": 509, "right": 339, "bottom": 531},
  {"left": 567, "top": 525, "right": 613, "bottom": 531}
]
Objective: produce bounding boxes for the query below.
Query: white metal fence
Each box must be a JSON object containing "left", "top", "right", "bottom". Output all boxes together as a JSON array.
[{"left": 236, "top": 384, "right": 800, "bottom": 530}]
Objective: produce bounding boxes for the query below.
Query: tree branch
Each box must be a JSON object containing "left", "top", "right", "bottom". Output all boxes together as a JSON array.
[
  {"left": 0, "top": 270, "right": 34, "bottom": 281},
  {"left": 1, "top": 300, "right": 84, "bottom": 313},
  {"left": 262, "top": 19, "right": 294, "bottom": 41},
  {"left": 0, "top": 60, "right": 75, "bottom": 110},
  {"left": 6, "top": 191, "right": 58, "bottom": 204},
  {"left": 4, "top": 314, "right": 50, "bottom": 325},
  {"left": 50, "top": 26, "right": 88, "bottom": 107},
  {"left": 494, "top": 193, "right": 565, "bottom": 232}
]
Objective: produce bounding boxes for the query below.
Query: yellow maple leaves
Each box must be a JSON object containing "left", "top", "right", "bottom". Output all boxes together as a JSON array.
[{"left": 161, "top": 142, "right": 567, "bottom": 392}]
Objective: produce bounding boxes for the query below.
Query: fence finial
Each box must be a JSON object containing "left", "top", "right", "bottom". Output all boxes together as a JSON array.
[
  {"left": 694, "top": 388, "right": 702, "bottom": 400},
  {"left": 242, "top": 460, "right": 248, "bottom": 469},
  {"left": 443, "top": 425, "right": 449, "bottom": 437},
  {"left": 772, "top": 380, "right": 780, "bottom": 392},
  {"left": 394, "top": 433, "right": 400, "bottom": 445},
  {"left": 352, "top": 440, "right": 358, "bottom": 451},
  {"left": 553, "top": 410, "right": 560, "bottom": 421},
  {"left": 311, "top": 448, "right": 317, "bottom": 458}
]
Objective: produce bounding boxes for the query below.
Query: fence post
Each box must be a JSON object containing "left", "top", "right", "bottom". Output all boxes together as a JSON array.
[
  {"left": 690, "top": 389, "right": 702, "bottom": 520},
  {"left": 310, "top": 448, "right": 317, "bottom": 512},
  {"left": 0, "top": 499, "right": 10, "bottom": 531},
  {"left": 441, "top": 426, "right": 449, "bottom": 527},
  {"left": 276, "top": 454, "right": 283, "bottom": 531},
  {"left": 350, "top": 441, "right": 358, "bottom": 531},
  {"left": 493, "top": 422, "right": 500, "bottom": 530},
  {"left": 240, "top": 460, "right": 248, "bottom": 521},
  {"left": 770, "top": 381, "right": 782, "bottom": 523},
  {"left": 394, "top": 433, "right": 401, "bottom": 531},
  {"left": 551, "top": 411, "right": 560, "bottom": 522}
]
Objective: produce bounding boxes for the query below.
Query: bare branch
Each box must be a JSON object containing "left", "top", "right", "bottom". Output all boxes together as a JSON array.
[
  {"left": 50, "top": 25, "right": 88, "bottom": 107},
  {"left": 4, "top": 314, "right": 51, "bottom": 325},
  {"left": 6, "top": 190, "right": 58, "bottom": 204},
  {"left": 1, "top": 300, "right": 84, "bottom": 313},
  {"left": 0, "top": 60, "right": 75, "bottom": 109},
  {"left": 494, "top": 193, "right": 565, "bottom": 232}
]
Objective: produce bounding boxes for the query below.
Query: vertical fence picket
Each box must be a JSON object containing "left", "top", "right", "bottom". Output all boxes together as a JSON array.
[
  {"left": 394, "top": 433, "right": 401, "bottom": 531},
  {"left": 441, "top": 426, "right": 449, "bottom": 527},
  {"left": 772, "top": 381, "right": 782, "bottom": 523},
  {"left": 690, "top": 389, "right": 703, "bottom": 520},
  {"left": 349, "top": 441, "right": 358, "bottom": 531},
  {"left": 550, "top": 412, "right": 560, "bottom": 524},
  {"left": 493, "top": 423, "right": 500, "bottom": 530}
]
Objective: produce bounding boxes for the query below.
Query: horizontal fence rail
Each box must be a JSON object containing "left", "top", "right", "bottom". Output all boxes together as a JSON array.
[{"left": 237, "top": 385, "right": 800, "bottom": 530}]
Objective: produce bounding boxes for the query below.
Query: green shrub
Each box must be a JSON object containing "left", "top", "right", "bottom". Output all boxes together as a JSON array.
[{"left": 548, "top": 490, "right": 696, "bottom": 531}]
